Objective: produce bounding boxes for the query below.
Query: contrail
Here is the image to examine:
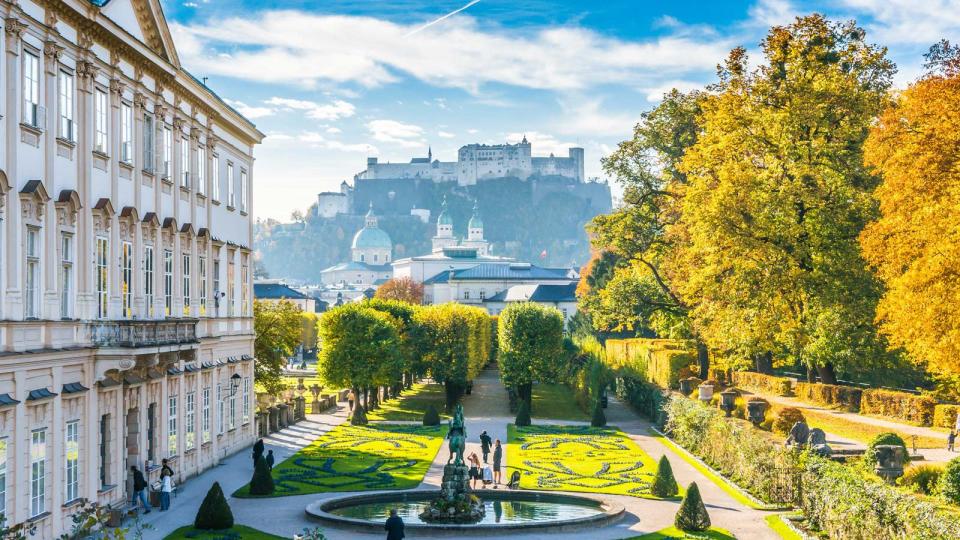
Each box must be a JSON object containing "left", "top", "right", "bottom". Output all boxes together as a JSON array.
[{"left": 404, "top": 0, "right": 481, "bottom": 37}]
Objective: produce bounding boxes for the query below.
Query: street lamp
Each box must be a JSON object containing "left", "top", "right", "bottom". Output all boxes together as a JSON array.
[{"left": 220, "top": 372, "right": 242, "bottom": 399}]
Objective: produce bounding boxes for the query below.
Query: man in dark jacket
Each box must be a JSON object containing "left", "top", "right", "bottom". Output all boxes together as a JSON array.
[
  {"left": 130, "top": 466, "right": 151, "bottom": 514},
  {"left": 385, "top": 509, "right": 405, "bottom": 540},
  {"left": 480, "top": 431, "right": 492, "bottom": 463},
  {"left": 265, "top": 449, "right": 275, "bottom": 470},
  {"left": 252, "top": 439, "right": 265, "bottom": 468}
]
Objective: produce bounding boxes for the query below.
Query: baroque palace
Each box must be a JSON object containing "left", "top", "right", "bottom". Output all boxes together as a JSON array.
[{"left": 0, "top": 0, "right": 262, "bottom": 535}]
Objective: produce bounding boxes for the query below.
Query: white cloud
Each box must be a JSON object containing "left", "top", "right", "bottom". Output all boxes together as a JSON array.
[
  {"left": 325, "top": 126, "right": 342, "bottom": 134},
  {"left": 170, "top": 12, "right": 733, "bottom": 92},
  {"left": 747, "top": 0, "right": 797, "bottom": 28},
  {"left": 642, "top": 80, "right": 706, "bottom": 102},
  {"left": 553, "top": 98, "right": 639, "bottom": 138},
  {"left": 263, "top": 97, "right": 356, "bottom": 121},
  {"left": 367, "top": 119, "right": 425, "bottom": 148},
  {"left": 840, "top": 0, "right": 960, "bottom": 45},
  {"left": 223, "top": 99, "right": 275, "bottom": 119},
  {"left": 437, "top": 130, "right": 456, "bottom": 139}
]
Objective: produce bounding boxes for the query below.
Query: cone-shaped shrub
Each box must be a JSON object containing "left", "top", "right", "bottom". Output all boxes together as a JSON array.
[
  {"left": 249, "top": 456, "right": 275, "bottom": 496},
  {"left": 194, "top": 481, "right": 234, "bottom": 530},
  {"left": 675, "top": 482, "right": 710, "bottom": 532},
  {"left": 423, "top": 404, "right": 440, "bottom": 426},
  {"left": 591, "top": 400, "right": 607, "bottom": 427},
  {"left": 351, "top": 403, "right": 368, "bottom": 426},
  {"left": 515, "top": 400, "right": 531, "bottom": 427},
  {"left": 650, "top": 455, "right": 679, "bottom": 498}
]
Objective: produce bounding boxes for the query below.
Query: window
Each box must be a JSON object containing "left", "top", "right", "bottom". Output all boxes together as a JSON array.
[
  {"left": 211, "top": 155, "right": 220, "bottom": 201},
  {"left": 185, "top": 392, "right": 196, "bottom": 451},
  {"left": 143, "top": 114, "right": 155, "bottom": 172},
  {"left": 227, "top": 258, "right": 235, "bottom": 317},
  {"left": 99, "top": 414, "right": 109, "bottom": 487},
  {"left": 95, "top": 89, "right": 108, "bottom": 152},
  {"left": 201, "top": 387, "right": 211, "bottom": 444},
  {"left": 240, "top": 170, "right": 248, "bottom": 212},
  {"left": 162, "top": 126, "right": 172, "bottom": 178},
  {"left": 226, "top": 163, "right": 235, "bottom": 207},
  {"left": 229, "top": 387, "right": 236, "bottom": 431},
  {"left": 0, "top": 438, "right": 7, "bottom": 514},
  {"left": 197, "top": 146, "right": 207, "bottom": 195},
  {"left": 144, "top": 246, "right": 154, "bottom": 317},
  {"left": 199, "top": 256, "right": 207, "bottom": 316},
  {"left": 30, "top": 429, "right": 46, "bottom": 517},
  {"left": 60, "top": 234, "right": 73, "bottom": 318},
  {"left": 25, "top": 227, "right": 40, "bottom": 318},
  {"left": 213, "top": 259, "right": 221, "bottom": 316},
  {"left": 168, "top": 395, "right": 177, "bottom": 456},
  {"left": 65, "top": 420, "right": 79, "bottom": 502},
  {"left": 96, "top": 236, "right": 108, "bottom": 318},
  {"left": 182, "top": 253, "right": 191, "bottom": 315},
  {"left": 180, "top": 137, "right": 190, "bottom": 188},
  {"left": 58, "top": 70, "right": 74, "bottom": 140},
  {"left": 216, "top": 386, "right": 224, "bottom": 435},
  {"left": 463, "top": 290, "right": 470, "bottom": 300},
  {"left": 479, "top": 289, "right": 486, "bottom": 301},
  {"left": 122, "top": 241, "right": 133, "bottom": 317},
  {"left": 120, "top": 103, "right": 133, "bottom": 162},
  {"left": 163, "top": 250, "right": 173, "bottom": 316},
  {"left": 241, "top": 261, "right": 249, "bottom": 315},
  {"left": 242, "top": 377, "right": 251, "bottom": 424},
  {"left": 22, "top": 51, "right": 40, "bottom": 128}
]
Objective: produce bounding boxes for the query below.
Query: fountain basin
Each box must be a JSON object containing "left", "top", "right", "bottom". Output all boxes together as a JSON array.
[{"left": 305, "top": 490, "right": 624, "bottom": 535}]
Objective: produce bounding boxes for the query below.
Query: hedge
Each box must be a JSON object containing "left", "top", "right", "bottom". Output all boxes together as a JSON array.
[
  {"left": 860, "top": 389, "right": 937, "bottom": 426},
  {"left": 794, "top": 382, "right": 862, "bottom": 411},
  {"left": 731, "top": 372, "right": 792, "bottom": 397},
  {"left": 606, "top": 338, "right": 695, "bottom": 389},
  {"left": 618, "top": 375, "right": 668, "bottom": 427},
  {"left": 934, "top": 405, "right": 960, "bottom": 429}
]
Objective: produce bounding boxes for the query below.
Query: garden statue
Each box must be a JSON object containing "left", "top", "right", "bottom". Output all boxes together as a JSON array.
[
  {"left": 786, "top": 420, "right": 810, "bottom": 447},
  {"left": 807, "top": 428, "right": 832, "bottom": 457},
  {"left": 746, "top": 399, "right": 768, "bottom": 426},
  {"left": 447, "top": 404, "right": 467, "bottom": 466},
  {"left": 719, "top": 389, "right": 738, "bottom": 417},
  {"left": 698, "top": 383, "right": 715, "bottom": 403},
  {"left": 421, "top": 402, "right": 484, "bottom": 523},
  {"left": 309, "top": 384, "right": 323, "bottom": 414},
  {"left": 874, "top": 444, "right": 905, "bottom": 484}
]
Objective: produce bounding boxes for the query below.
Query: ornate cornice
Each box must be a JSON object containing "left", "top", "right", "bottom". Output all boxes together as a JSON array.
[{"left": 4, "top": 17, "right": 27, "bottom": 38}]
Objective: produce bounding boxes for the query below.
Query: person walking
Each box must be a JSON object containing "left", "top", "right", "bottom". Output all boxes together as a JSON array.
[
  {"left": 159, "top": 471, "right": 173, "bottom": 511},
  {"left": 493, "top": 439, "right": 503, "bottom": 486},
  {"left": 266, "top": 449, "right": 275, "bottom": 470},
  {"left": 949, "top": 430, "right": 956, "bottom": 452},
  {"left": 480, "top": 430, "right": 492, "bottom": 464},
  {"left": 129, "top": 466, "right": 151, "bottom": 514},
  {"left": 385, "top": 508, "right": 405, "bottom": 540}
]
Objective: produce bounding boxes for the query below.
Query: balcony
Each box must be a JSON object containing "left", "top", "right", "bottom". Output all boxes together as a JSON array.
[{"left": 87, "top": 319, "right": 198, "bottom": 348}]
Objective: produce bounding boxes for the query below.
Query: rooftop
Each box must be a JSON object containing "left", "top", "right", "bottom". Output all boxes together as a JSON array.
[
  {"left": 254, "top": 282, "right": 308, "bottom": 300},
  {"left": 423, "top": 263, "right": 575, "bottom": 284}
]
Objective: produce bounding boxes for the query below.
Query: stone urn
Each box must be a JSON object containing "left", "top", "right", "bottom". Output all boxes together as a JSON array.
[
  {"left": 719, "top": 389, "right": 738, "bottom": 416},
  {"left": 679, "top": 377, "right": 702, "bottom": 396},
  {"left": 698, "top": 383, "right": 715, "bottom": 403},
  {"left": 874, "top": 445, "right": 906, "bottom": 485},
  {"left": 309, "top": 384, "right": 324, "bottom": 414},
  {"left": 746, "top": 399, "right": 767, "bottom": 426}
]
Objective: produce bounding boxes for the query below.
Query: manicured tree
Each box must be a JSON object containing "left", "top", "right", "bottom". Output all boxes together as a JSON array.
[
  {"left": 195, "top": 481, "right": 234, "bottom": 529},
  {"left": 591, "top": 399, "right": 607, "bottom": 427},
  {"left": 498, "top": 302, "right": 565, "bottom": 410},
  {"left": 674, "top": 482, "right": 710, "bottom": 532},
  {"left": 249, "top": 457, "right": 275, "bottom": 496},
  {"left": 422, "top": 404, "right": 440, "bottom": 426},
  {"left": 413, "top": 304, "right": 491, "bottom": 410},
  {"left": 515, "top": 400, "right": 531, "bottom": 427},
  {"left": 365, "top": 298, "right": 423, "bottom": 390},
  {"left": 650, "top": 455, "right": 679, "bottom": 498}
]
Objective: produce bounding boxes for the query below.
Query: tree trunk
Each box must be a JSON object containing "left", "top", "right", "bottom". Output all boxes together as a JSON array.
[
  {"left": 518, "top": 382, "right": 533, "bottom": 410},
  {"left": 806, "top": 366, "right": 817, "bottom": 383},
  {"left": 696, "top": 342, "right": 710, "bottom": 379},
  {"left": 754, "top": 352, "right": 773, "bottom": 375},
  {"left": 817, "top": 363, "right": 838, "bottom": 385},
  {"left": 363, "top": 387, "right": 370, "bottom": 411},
  {"left": 444, "top": 382, "right": 464, "bottom": 411}
]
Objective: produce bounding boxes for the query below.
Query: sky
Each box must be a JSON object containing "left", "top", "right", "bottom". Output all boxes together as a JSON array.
[{"left": 160, "top": 0, "right": 960, "bottom": 220}]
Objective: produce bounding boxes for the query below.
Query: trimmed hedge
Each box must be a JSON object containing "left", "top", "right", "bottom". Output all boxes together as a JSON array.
[
  {"left": 794, "top": 382, "right": 862, "bottom": 411},
  {"left": 933, "top": 404, "right": 960, "bottom": 429},
  {"left": 731, "top": 372, "right": 792, "bottom": 397},
  {"left": 861, "top": 389, "right": 936, "bottom": 426},
  {"left": 606, "top": 338, "right": 696, "bottom": 389},
  {"left": 618, "top": 376, "right": 668, "bottom": 427}
]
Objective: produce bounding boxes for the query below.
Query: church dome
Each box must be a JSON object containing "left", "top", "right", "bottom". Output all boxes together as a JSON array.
[
  {"left": 437, "top": 196, "right": 453, "bottom": 226},
  {"left": 468, "top": 200, "right": 483, "bottom": 229},
  {"left": 352, "top": 227, "right": 392, "bottom": 250}
]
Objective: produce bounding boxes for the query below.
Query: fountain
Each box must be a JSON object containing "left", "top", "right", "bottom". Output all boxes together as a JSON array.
[{"left": 418, "top": 404, "right": 485, "bottom": 523}]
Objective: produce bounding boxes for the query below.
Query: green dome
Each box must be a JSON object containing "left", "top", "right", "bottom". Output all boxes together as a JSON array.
[
  {"left": 469, "top": 200, "right": 482, "bottom": 229},
  {"left": 437, "top": 196, "right": 453, "bottom": 226},
  {"left": 352, "top": 227, "right": 392, "bottom": 250}
]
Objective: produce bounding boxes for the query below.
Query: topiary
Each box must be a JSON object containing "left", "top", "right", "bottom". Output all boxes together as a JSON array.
[
  {"left": 674, "top": 482, "right": 710, "bottom": 532},
  {"left": 899, "top": 464, "right": 944, "bottom": 496},
  {"left": 591, "top": 400, "right": 607, "bottom": 427},
  {"left": 865, "top": 432, "right": 907, "bottom": 467},
  {"left": 351, "top": 403, "right": 368, "bottom": 426},
  {"left": 650, "top": 455, "right": 679, "bottom": 498},
  {"left": 515, "top": 400, "right": 531, "bottom": 427},
  {"left": 772, "top": 407, "right": 806, "bottom": 435},
  {"left": 423, "top": 404, "right": 440, "bottom": 426},
  {"left": 939, "top": 457, "right": 960, "bottom": 504},
  {"left": 249, "top": 456, "right": 275, "bottom": 496},
  {"left": 194, "top": 481, "right": 234, "bottom": 530}
]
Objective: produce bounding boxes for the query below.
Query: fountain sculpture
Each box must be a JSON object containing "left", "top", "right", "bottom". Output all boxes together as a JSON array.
[{"left": 419, "top": 404, "right": 485, "bottom": 523}]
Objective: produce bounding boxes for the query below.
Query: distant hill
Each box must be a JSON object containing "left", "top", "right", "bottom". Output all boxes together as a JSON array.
[{"left": 254, "top": 175, "right": 612, "bottom": 283}]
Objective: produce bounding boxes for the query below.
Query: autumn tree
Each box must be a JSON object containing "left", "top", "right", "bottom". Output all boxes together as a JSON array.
[
  {"left": 675, "top": 16, "right": 895, "bottom": 382},
  {"left": 498, "top": 302, "right": 565, "bottom": 409},
  {"left": 374, "top": 276, "right": 424, "bottom": 305},
  {"left": 253, "top": 300, "right": 303, "bottom": 394},
  {"left": 412, "top": 303, "right": 490, "bottom": 409},
  {"left": 860, "top": 41, "right": 960, "bottom": 375}
]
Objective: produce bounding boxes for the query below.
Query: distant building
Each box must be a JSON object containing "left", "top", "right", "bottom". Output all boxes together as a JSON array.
[
  {"left": 316, "top": 181, "right": 353, "bottom": 218},
  {"left": 319, "top": 203, "right": 394, "bottom": 287},
  {"left": 254, "top": 280, "right": 316, "bottom": 312}
]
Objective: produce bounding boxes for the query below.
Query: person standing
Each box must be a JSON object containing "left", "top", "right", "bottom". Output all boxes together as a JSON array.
[
  {"left": 160, "top": 458, "right": 175, "bottom": 479},
  {"left": 949, "top": 430, "right": 956, "bottom": 452},
  {"left": 266, "top": 449, "right": 275, "bottom": 470},
  {"left": 468, "top": 452, "right": 481, "bottom": 489},
  {"left": 159, "top": 471, "right": 173, "bottom": 511},
  {"left": 252, "top": 438, "right": 265, "bottom": 468},
  {"left": 480, "top": 431, "right": 492, "bottom": 464},
  {"left": 129, "top": 466, "right": 151, "bottom": 514},
  {"left": 385, "top": 508, "right": 405, "bottom": 540},
  {"left": 493, "top": 439, "right": 503, "bottom": 486}
]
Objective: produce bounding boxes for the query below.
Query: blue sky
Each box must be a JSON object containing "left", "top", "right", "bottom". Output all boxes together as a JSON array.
[{"left": 162, "top": 0, "right": 960, "bottom": 219}]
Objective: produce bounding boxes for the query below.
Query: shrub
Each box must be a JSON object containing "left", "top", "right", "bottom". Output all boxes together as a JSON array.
[
  {"left": 675, "top": 482, "right": 710, "bottom": 531},
  {"left": 515, "top": 400, "right": 531, "bottom": 427},
  {"left": 861, "top": 389, "right": 937, "bottom": 426},
  {"left": 933, "top": 404, "right": 960, "bottom": 429},
  {"left": 422, "top": 404, "right": 440, "bottom": 426},
  {"left": 772, "top": 407, "right": 806, "bottom": 435},
  {"left": 731, "top": 372, "right": 792, "bottom": 396},
  {"left": 794, "top": 382, "right": 862, "bottom": 411},
  {"left": 591, "top": 400, "right": 607, "bottom": 427},
  {"left": 605, "top": 338, "right": 696, "bottom": 389},
  {"left": 941, "top": 457, "right": 960, "bottom": 505},
  {"left": 864, "top": 432, "right": 907, "bottom": 467},
  {"left": 249, "top": 456, "right": 275, "bottom": 496},
  {"left": 899, "top": 464, "right": 944, "bottom": 496},
  {"left": 194, "top": 481, "right": 234, "bottom": 530},
  {"left": 351, "top": 403, "right": 368, "bottom": 426},
  {"left": 617, "top": 376, "right": 668, "bottom": 427},
  {"left": 650, "top": 455, "right": 679, "bottom": 498}
]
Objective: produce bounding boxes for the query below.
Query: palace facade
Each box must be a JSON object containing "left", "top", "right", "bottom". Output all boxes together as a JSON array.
[{"left": 0, "top": 0, "right": 262, "bottom": 535}]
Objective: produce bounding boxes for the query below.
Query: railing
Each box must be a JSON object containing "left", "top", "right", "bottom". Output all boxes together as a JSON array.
[{"left": 87, "top": 319, "right": 198, "bottom": 348}]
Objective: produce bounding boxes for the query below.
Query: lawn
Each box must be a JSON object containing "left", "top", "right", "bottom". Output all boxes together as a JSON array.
[
  {"left": 770, "top": 405, "right": 945, "bottom": 449},
  {"left": 164, "top": 525, "right": 287, "bottom": 539},
  {"left": 366, "top": 382, "right": 450, "bottom": 421},
  {"left": 530, "top": 383, "right": 590, "bottom": 421},
  {"left": 508, "top": 424, "right": 680, "bottom": 499},
  {"left": 764, "top": 515, "right": 803, "bottom": 540},
  {"left": 233, "top": 423, "right": 446, "bottom": 497},
  {"left": 625, "top": 526, "right": 736, "bottom": 539}
]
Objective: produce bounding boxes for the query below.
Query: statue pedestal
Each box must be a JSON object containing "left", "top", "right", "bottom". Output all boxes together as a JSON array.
[{"left": 419, "top": 463, "right": 485, "bottom": 523}]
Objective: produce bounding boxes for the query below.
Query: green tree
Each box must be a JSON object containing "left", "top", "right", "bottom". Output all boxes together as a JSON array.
[
  {"left": 498, "top": 302, "right": 565, "bottom": 409},
  {"left": 675, "top": 482, "right": 710, "bottom": 531},
  {"left": 675, "top": 16, "right": 895, "bottom": 382},
  {"left": 413, "top": 303, "right": 491, "bottom": 409},
  {"left": 195, "top": 481, "right": 234, "bottom": 529},
  {"left": 254, "top": 300, "right": 303, "bottom": 394},
  {"left": 650, "top": 455, "right": 679, "bottom": 498}
]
